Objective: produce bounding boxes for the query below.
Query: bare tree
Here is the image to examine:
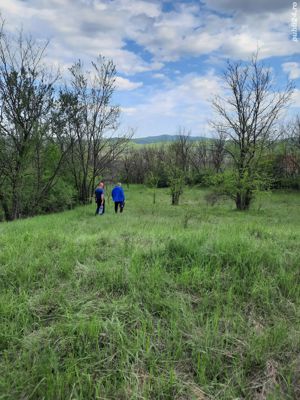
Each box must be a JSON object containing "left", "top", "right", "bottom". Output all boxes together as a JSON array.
[
  {"left": 170, "top": 127, "right": 193, "bottom": 173},
  {"left": 190, "top": 140, "right": 210, "bottom": 174},
  {"left": 121, "top": 147, "right": 147, "bottom": 185},
  {"left": 211, "top": 54, "right": 294, "bottom": 210},
  {"left": 62, "top": 57, "right": 131, "bottom": 204},
  {"left": 122, "top": 149, "right": 135, "bottom": 187},
  {"left": 211, "top": 130, "right": 226, "bottom": 173}
]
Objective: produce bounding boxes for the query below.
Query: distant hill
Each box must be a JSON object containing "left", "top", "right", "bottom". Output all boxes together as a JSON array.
[{"left": 132, "top": 134, "right": 207, "bottom": 145}]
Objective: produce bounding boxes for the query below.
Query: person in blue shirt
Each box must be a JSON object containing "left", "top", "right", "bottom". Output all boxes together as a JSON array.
[
  {"left": 111, "top": 183, "right": 125, "bottom": 213},
  {"left": 95, "top": 181, "right": 105, "bottom": 215}
]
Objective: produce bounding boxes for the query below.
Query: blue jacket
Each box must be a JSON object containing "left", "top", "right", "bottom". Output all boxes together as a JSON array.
[{"left": 111, "top": 186, "right": 125, "bottom": 202}]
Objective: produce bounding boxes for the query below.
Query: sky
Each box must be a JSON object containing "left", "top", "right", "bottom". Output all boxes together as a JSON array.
[{"left": 1, "top": 0, "right": 299, "bottom": 137}]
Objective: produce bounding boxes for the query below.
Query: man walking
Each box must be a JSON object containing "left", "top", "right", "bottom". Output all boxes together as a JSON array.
[
  {"left": 95, "top": 181, "right": 105, "bottom": 215},
  {"left": 111, "top": 183, "right": 125, "bottom": 213}
]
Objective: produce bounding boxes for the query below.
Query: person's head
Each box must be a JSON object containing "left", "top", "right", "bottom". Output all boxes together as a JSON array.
[
  {"left": 98, "top": 181, "right": 104, "bottom": 188},
  {"left": 117, "top": 182, "right": 122, "bottom": 187}
]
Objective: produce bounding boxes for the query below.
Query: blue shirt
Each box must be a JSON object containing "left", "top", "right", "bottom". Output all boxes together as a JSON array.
[
  {"left": 95, "top": 188, "right": 104, "bottom": 201},
  {"left": 111, "top": 186, "right": 125, "bottom": 202}
]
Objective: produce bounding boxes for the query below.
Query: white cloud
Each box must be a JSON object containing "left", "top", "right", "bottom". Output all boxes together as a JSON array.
[
  {"left": 120, "top": 70, "right": 224, "bottom": 135},
  {"left": 1, "top": 0, "right": 299, "bottom": 136},
  {"left": 116, "top": 0, "right": 161, "bottom": 18},
  {"left": 205, "top": 0, "right": 287, "bottom": 14},
  {"left": 282, "top": 62, "right": 300, "bottom": 80},
  {"left": 225, "top": 10, "right": 299, "bottom": 59},
  {"left": 129, "top": 4, "right": 224, "bottom": 61},
  {"left": 0, "top": 0, "right": 164, "bottom": 74},
  {"left": 115, "top": 76, "right": 143, "bottom": 91},
  {"left": 152, "top": 73, "right": 166, "bottom": 79},
  {"left": 120, "top": 106, "right": 137, "bottom": 115},
  {"left": 1, "top": 0, "right": 299, "bottom": 74}
]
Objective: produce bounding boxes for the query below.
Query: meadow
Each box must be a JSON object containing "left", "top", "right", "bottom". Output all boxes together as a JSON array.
[{"left": 0, "top": 186, "right": 299, "bottom": 399}]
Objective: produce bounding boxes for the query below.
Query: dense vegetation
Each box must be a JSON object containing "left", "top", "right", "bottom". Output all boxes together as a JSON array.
[
  {"left": 121, "top": 131, "right": 300, "bottom": 194},
  {"left": 0, "top": 24, "right": 130, "bottom": 221},
  {"left": 0, "top": 21, "right": 299, "bottom": 221},
  {"left": 0, "top": 186, "right": 299, "bottom": 399}
]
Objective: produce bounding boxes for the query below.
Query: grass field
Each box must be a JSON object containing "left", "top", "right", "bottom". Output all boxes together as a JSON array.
[{"left": 0, "top": 186, "right": 299, "bottom": 399}]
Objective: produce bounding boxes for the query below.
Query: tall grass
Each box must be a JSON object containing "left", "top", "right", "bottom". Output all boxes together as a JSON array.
[{"left": 0, "top": 186, "right": 299, "bottom": 399}]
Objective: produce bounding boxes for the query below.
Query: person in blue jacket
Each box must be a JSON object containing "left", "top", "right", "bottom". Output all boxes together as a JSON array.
[
  {"left": 111, "top": 183, "right": 125, "bottom": 213},
  {"left": 95, "top": 181, "right": 105, "bottom": 215}
]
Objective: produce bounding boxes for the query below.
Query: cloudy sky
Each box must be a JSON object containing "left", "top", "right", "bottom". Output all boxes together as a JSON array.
[{"left": 1, "top": 0, "right": 299, "bottom": 137}]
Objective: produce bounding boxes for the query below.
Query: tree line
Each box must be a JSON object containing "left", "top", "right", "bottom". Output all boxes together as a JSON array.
[
  {"left": 0, "top": 21, "right": 299, "bottom": 221},
  {"left": 119, "top": 55, "right": 298, "bottom": 210},
  {"left": 119, "top": 116, "right": 300, "bottom": 209}
]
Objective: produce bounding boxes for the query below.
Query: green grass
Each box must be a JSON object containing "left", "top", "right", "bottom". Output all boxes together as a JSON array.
[{"left": 0, "top": 186, "right": 300, "bottom": 399}]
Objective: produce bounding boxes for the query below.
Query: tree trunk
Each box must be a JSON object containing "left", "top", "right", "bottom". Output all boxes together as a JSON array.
[
  {"left": 235, "top": 191, "right": 252, "bottom": 210},
  {"left": 0, "top": 193, "right": 11, "bottom": 221},
  {"left": 11, "top": 174, "right": 21, "bottom": 220},
  {"left": 171, "top": 192, "right": 180, "bottom": 205},
  {"left": 80, "top": 177, "right": 90, "bottom": 204}
]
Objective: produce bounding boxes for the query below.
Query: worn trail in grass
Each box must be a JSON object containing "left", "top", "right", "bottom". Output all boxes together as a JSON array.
[{"left": 0, "top": 186, "right": 299, "bottom": 399}]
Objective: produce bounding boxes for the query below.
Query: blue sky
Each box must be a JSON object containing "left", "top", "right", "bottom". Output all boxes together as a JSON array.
[{"left": 1, "top": 0, "right": 299, "bottom": 137}]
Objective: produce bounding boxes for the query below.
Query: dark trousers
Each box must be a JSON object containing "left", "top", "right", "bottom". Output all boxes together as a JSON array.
[
  {"left": 114, "top": 201, "right": 124, "bottom": 213},
  {"left": 96, "top": 199, "right": 105, "bottom": 215}
]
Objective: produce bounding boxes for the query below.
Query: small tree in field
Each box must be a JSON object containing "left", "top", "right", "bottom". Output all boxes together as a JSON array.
[
  {"left": 166, "top": 165, "right": 184, "bottom": 205},
  {"left": 145, "top": 171, "right": 159, "bottom": 204},
  {"left": 211, "top": 54, "right": 294, "bottom": 210}
]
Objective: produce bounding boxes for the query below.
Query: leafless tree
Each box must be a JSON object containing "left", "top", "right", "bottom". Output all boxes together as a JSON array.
[
  {"left": 122, "top": 149, "right": 135, "bottom": 187},
  {"left": 170, "top": 127, "right": 193, "bottom": 172},
  {"left": 211, "top": 130, "right": 226, "bottom": 172},
  {"left": 62, "top": 57, "right": 131, "bottom": 204},
  {"left": 190, "top": 141, "right": 210, "bottom": 174},
  {"left": 121, "top": 147, "right": 147, "bottom": 185},
  {"left": 211, "top": 54, "right": 294, "bottom": 210}
]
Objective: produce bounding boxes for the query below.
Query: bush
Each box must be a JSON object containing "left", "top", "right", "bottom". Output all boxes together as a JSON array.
[
  {"left": 40, "top": 180, "right": 76, "bottom": 214},
  {"left": 190, "top": 169, "right": 215, "bottom": 187},
  {"left": 209, "top": 169, "right": 274, "bottom": 210},
  {"left": 273, "top": 177, "right": 300, "bottom": 190}
]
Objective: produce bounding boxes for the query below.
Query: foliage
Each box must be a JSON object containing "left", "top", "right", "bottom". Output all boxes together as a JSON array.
[
  {"left": 190, "top": 168, "right": 216, "bottom": 187},
  {"left": 0, "top": 22, "right": 130, "bottom": 220},
  {"left": 165, "top": 165, "right": 185, "bottom": 205},
  {"left": 211, "top": 54, "right": 294, "bottom": 210},
  {"left": 0, "top": 20, "right": 299, "bottom": 222},
  {"left": 209, "top": 163, "right": 274, "bottom": 209},
  {"left": 145, "top": 172, "right": 159, "bottom": 204},
  {"left": 0, "top": 27, "right": 61, "bottom": 220}
]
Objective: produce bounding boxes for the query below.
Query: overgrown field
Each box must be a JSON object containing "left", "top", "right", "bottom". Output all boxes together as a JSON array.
[{"left": 0, "top": 186, "right": 299, "bottom": 399}]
